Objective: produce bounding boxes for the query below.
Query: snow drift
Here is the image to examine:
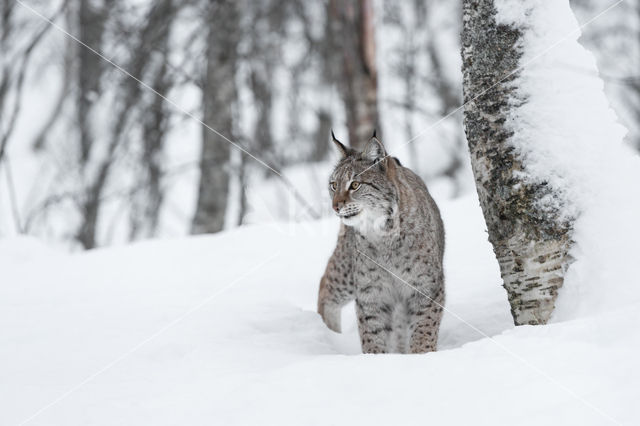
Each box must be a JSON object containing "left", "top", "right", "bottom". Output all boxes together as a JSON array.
[{"left": 1, "top": 193, "right": 638, "bottom": 425}]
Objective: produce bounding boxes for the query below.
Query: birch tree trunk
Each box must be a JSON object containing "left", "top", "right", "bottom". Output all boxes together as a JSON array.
[
  {"left": 191, "top": 0, "right": 240, "bottom": 234},
  {"left": 329, "top": 0, "right": 380, "bottom": 149},
  {"left": 461, "top": 0, "right": 573, "bottom": 325}
]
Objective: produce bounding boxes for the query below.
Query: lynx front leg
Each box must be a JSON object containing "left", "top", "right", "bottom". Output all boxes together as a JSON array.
[
  {"left": 318, "top": 274, "right": 354, "bottom": 333},
  {"left": 356, "top": 299, "right": 393, "bottom": 354},
  {"left": 318, "top": 225, "right": 355, "bottom": 333},
  {"left": 407, "top": 286, "right": 444, "bottom": 353}
]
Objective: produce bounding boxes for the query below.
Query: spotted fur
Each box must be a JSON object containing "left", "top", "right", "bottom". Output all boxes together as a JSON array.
[{"left": 318, "top": 134, "right": 445, "bottom": 353}]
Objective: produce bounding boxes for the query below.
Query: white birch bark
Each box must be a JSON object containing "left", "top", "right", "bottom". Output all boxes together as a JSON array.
[{"left": 461, "top": 0, "right": 573, "bottom": 325}]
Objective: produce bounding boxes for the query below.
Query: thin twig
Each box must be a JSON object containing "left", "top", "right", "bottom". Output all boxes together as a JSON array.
[{"left": 2, "top": 155, "right": 23, "bottom": 233}]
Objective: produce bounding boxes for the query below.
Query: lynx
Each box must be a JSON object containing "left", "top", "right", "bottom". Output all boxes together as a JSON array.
[{"left": 317, "top": 132, "right": 445, "bottom": 354}]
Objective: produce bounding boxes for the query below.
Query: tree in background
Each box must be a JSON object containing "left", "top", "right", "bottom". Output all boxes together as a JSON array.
[
  {"left": 1, "top": 1, "right": 62, "bottom": 164},
  {"left": 570, "top": 0, "right": 640, "bottom": 153},
  {"left": 8, "top": 0, "right": 627, "bottom": 251},
  {"left": 76, "top": 0, "right": 109, "bottom": 165},
  {"left": 128, "top": 2, "right": 174, "bottom": 240},
  {"left": 461, "top": 0, "right": 573, "bottom": 325},
  {"left": 383, "top": 0, "right": 467, "bottom": 195},
  {"left": 191, "top": 0, "right": 240, "bottom": 234},
  {"left": 75, "top": 0, "right": 177, "bottom": 248},
  {"left": 0, "top": 1, "right": 64, "bottom": 234},
  {"left": 73, "top": 0, "right": 112, "bottom": 248},
  {"left": 329, "top": 0, "right": 380, "bottom": 149}
]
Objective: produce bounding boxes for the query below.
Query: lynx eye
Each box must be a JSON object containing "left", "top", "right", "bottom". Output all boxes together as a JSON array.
[
  {"left": 330, "top": 182, "right": 337, "bottom": 191},
  {"left": 350, "top": 181, "right": 361, "bottom": 191}
]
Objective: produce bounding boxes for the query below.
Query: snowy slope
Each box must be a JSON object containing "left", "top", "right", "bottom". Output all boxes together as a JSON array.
[{"left": 1, "top": 193, "right": 638, "bottom": 426}]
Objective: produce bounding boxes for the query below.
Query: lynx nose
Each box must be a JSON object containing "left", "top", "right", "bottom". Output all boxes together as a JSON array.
[{"left": 333, "top": 195, "right": 347, "bottom": 213}]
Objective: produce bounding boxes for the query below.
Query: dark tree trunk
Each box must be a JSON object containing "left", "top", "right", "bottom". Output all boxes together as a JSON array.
[
  {"left": 191, "top": 0, "right": 240, "bottom": 234},
  {"left": 236, "top": 154, "right": 247, "bottom": 226},
  {"left": 250, "top": 65, "right": 274, "bottom": 156},
  {"left": 248, "top": 0, "right": 283, "bottom": 159},
  {"left": 635, "top": 1, "right": 640, "bottom": 152},
  {"left": 74, "top": 0, "right": 110, "bottom": 249},
  {"left": 76, "top": 0, "right": 175, "bottom": 249},
  {"left": 329, "top": 0, "right": 380, "bottom": 149},
  {"left": 461, "top": 0, "right": 573, "bottom": 325},
  {"left": 130, "top": 44, "right": 171, "bottom": 240},
  {"left": 311, "top": 110, "right": 332, "bottom": 161},
  {"left": 77, "top": 0, "right": 109, "bottom": 164},
  {"left": 77, "top": 166, "right": 110, "bottom": 249}
]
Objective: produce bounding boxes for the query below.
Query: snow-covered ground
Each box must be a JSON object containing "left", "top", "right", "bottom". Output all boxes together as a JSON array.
[{"left": 2, "top": 192, "right": 638, "bottom": 426}]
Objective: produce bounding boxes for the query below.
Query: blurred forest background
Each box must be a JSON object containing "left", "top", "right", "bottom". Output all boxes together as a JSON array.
[{"left": 0, "top": 0, "right": 638, "bottom": 250}]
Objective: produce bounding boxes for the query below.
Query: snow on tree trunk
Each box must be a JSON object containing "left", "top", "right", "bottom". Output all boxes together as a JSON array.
[
  {"left": 191, "top": 0, "right": 239, "bottom": 235},
  {"left": 462, "top": 0, "right": 575, "bottom": 325}
]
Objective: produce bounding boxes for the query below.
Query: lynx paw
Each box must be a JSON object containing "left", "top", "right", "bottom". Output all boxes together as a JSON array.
[{"left": 319, "top": 302, "right": 342, "bottom": 333}]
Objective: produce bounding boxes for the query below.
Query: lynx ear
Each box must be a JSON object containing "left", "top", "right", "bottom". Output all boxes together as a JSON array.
[
  {"left": 362, "top": 136, "right": 386, "bottom": 163},
  {"left": 331, "top": 130, "right": 349, "bottom": 158}
]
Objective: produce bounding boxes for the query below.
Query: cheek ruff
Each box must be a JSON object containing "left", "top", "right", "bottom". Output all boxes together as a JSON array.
[{"left": 340, "top": 206, "right": 390, "bottom": 235}]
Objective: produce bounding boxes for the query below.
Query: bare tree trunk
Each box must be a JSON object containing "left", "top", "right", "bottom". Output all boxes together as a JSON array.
[
  {"left": 461, "top": 0, "right": 573, "bottom": 325},
  {"left": 250, "top": 65, "right": 274, "bottom": 156},
  {"left": 236, "top": 153, "right": 247, "bottom": 226},
  {"left": 631, "top": 1, "right": 640, "bottom": 152},
  {"left": 1, "top": 1, "right": 63, "bottom": 164},
  {"left": 0, "top": 1, "right": 16, "bottom": 160},
  {"left": 191, "top": 0, "right": 240, "bottom": 234},
  {"left": 77, "top": 0, "right": 109, "bottom": 164},
  {"left": 248, "top": 0, "right": 282, "bottom": 158},
  {"left": 129, "top": 48, "right": 171, "bottom": 240},
  {"left": 311, "top": 110, "right": 332, "bottom": 161},
  {"left": 140, "top": 68, "right": 168, "bottom": 237},
  {"left": 73, "top": 0, "right": 111, "bottom": 249},
  {"left": 329, "top": 0, "right": 380, "bottom": 149},
  {"left": 423, "top": 0, "right": 465, "bottom": 196},
  {"left": 76, "top": 0, "right": 175, "bottom": 248}
]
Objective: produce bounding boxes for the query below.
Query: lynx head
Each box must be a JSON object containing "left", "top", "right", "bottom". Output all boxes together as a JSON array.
[{"left": 328, "top": 131, "right": 398, "bottom": 235}]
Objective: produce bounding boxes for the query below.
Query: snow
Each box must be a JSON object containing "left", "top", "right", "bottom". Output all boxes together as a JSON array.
[
  {"left": 2, "top": 193, "right": 639, "bottom": 425},
  {"left": 2, "top": 1, "right": 640, "bottom": 424},
  {"left": 571, "top": 0, "right": 640, "bottom": 151},
  {"left": 494, "top": 0, "right": 640, "bottom": 319}
]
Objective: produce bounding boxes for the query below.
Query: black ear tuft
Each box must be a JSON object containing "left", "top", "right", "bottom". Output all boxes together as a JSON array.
[
  {"left": 331, "top": 130, "right": 349, "bottom": 158},
  {"left": 372, "top": 129, "right": 377, "bottom": 138}
]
